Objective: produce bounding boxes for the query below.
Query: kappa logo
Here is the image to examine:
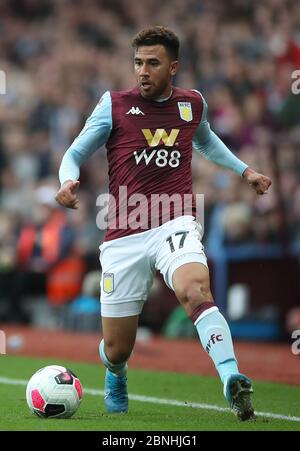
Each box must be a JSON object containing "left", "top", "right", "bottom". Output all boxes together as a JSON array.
[
  {"left": 126, "top": 107, "right": 145, "bottom": 115},
  {"left": 206, "top": 333, "right": 223, "bottom": 354},
  {"left": 103, "top": 273, "right": 114, "bottom": 294},
  {"left": 141, "top": 129, "right": 179, "bottom": 147}
]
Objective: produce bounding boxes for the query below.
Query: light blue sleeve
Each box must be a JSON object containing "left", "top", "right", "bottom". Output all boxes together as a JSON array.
[
  {"left": 192, "top": 93, "right": 248, "bottom": 176},
  {"left": 59, "top": 90, "right": 112, "bottom": 184}
]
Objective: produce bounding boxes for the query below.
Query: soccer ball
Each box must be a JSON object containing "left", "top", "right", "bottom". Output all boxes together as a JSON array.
[{"left": 26, "top": 365, "right": 82, "bottom": 418}]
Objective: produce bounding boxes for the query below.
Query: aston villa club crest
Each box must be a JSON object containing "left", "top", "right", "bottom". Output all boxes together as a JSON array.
[
  {"left": 177, "top": 102, "right": 193, "bottom": 122},
  {"left": 103, "top": 273, "right": 114, "bottom": 294}
]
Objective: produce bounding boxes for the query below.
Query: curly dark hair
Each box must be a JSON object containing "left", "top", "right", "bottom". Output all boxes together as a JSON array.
[{"left": 132, "top": 26, "right": 180, "bottom": 60}]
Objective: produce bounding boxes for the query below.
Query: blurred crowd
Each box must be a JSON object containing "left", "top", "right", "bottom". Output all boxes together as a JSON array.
[{"left": 0, "top": 0, "right": 299, "bottom": 321}]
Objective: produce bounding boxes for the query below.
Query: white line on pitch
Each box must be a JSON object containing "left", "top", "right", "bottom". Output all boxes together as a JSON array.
[{"left": 0, "top": 376, "right": 300, "bottom": 423}]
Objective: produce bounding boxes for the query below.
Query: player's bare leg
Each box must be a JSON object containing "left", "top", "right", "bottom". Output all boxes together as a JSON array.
[
  {"left": 172, "top": 262, "right": 214, "bottom": 317},
  {"left": 173, "top": 262, "right": 255, "bottom": 421},
  {"left": 101, "top": 315, "right": 139, "bottom": 364},
  {"left": 99, "top": 315, "right": 139, "bottom": 413}
]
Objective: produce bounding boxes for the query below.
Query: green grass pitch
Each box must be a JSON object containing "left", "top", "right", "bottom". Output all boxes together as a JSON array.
[{"left": 0, "top": 355, "right": 299, "bottom": 431}]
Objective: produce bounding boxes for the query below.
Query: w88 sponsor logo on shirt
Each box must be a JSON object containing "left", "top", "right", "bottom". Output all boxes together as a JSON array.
[
  {"left": 134, "top": 128, "right": 181, "bottom": 167},
  {"left": 133, "top": 148, "right": 181, "bottom": 167}
]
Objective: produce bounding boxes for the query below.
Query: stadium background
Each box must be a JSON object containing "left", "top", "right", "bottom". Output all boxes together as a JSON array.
[{"left": 0, "top": 0, "right": 299, "bottom": 347}]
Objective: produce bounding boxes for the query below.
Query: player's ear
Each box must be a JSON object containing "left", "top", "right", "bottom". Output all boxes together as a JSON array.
[{"left": 170, "top": 60, "right": 179, "bottom": 76}]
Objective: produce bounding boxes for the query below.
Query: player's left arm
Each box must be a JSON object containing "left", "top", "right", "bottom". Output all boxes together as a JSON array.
[{"left": 192, "top": 94, "right": 272, "bottom": 195}]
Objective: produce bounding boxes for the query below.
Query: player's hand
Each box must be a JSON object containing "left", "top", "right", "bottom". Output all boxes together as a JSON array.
[
  {"left": 55, "top": 180, "right": 80, "bottom": 209},
  {"left": 243, "top": 167, "right": 272, "bottom": 195}
]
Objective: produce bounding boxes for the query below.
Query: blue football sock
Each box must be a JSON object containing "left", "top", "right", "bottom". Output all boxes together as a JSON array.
[
  {"left": 99, "top": 339, "right": 128, "bottom": 377},
  {"left": 194, "top": 307, "right": 239, "bottom": 384}
]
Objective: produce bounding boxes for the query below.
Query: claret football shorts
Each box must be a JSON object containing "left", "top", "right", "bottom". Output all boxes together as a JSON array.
[{"left": 99, "top": 215, "right": 208, "bottom": 317}]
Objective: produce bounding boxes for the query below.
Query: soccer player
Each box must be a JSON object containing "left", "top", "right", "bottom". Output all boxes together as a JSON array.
[{"left": 56, "top": 26, "right": 271, "bottom": 421}]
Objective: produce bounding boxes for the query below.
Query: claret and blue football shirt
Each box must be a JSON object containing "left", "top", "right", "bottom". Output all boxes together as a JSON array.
[{"left": 59, "top": 87, "right": 248, "bottom": 240}]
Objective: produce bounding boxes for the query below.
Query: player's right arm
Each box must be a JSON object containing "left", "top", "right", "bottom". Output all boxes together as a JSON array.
[{"left": 55, "top": 91, "right": 112, "bottom": 209}]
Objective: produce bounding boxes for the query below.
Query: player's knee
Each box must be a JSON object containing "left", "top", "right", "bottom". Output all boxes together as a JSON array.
[
  {"left": 175, "top": 278, "right": 213, "bottom": 308},
  {"left": 104, "top": 340, "right": 131, "bottom": 365}
]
